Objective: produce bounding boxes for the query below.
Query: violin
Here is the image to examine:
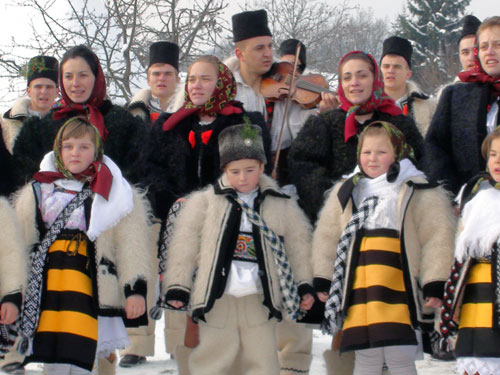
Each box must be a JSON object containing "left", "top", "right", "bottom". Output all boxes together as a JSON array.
[{"left": 261, "top": 61, "right": 336, "bottom": 109}]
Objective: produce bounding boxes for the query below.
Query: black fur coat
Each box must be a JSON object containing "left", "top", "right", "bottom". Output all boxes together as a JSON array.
[
  {"left": 141, "top": 110, "right": 271, "bottom": 220},
  {"left": 11, "top": 100, "right": 146, "bottom": 188},
  {"left": 424, "top": 82, "right": 497, "bottom": 195},
  {"left": 288, "top": 109, "right": 424, "bottom": 222}
]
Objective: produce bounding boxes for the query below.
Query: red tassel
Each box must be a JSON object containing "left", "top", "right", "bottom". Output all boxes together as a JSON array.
[
  {"left": 201, "top": 130, "right": 213, "bottom": 145},
  {"left": 188, "top": 131, "right": 195, "bottom": 149}
]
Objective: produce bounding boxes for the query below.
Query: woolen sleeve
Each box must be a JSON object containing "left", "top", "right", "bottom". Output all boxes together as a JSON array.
[
  {"left": 423, "top": 86, "right": 459, "bottom": 193},
  {"left": 311, "top": 184, "right": 345, "bottom": 292},
  {"left": 288, "top": 113, "right": 336, "bottom": 221}
]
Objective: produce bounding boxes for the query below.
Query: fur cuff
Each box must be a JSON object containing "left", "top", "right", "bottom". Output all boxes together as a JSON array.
[
  {"left": 164, "top": 288, "right": 190, "bottom": 309},
  {"left": 124, "top": 278, "right": 147, "bottom": 299},
  {"left": 313, "top": 277, "right": 331, "bottom": 293},
  {"left": 1, "top": 291, "right": 22, "bottom": 311},
  {"left": 297, "top": 283, "right": 314, "bottom": 297},
  {"left": 423, "top": 281, "right": 445, "bottom": 299}
]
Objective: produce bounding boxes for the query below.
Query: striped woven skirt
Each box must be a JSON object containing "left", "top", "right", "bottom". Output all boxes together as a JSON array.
[
  {"left": 455, "top": 259, "right": 500, "bottom": 358},
  {"left": 341, "top": 229, "right": 417, "bottom": 352},
  {"left": 27, "top": 231, "right": 98, "bottom": 371}
]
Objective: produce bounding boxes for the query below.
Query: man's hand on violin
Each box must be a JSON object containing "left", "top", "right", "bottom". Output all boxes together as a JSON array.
[{"left": 318, "top": 92, "right": 339, "bottom": 113}]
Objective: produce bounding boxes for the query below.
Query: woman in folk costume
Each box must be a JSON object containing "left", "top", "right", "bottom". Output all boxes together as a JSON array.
[
  {"left": 14, "top": 117, "right": 152, "bottom": 374},
  {"left": 141, "top": 55, "right": 271, "bottom": 374},
  {"left": 425, "top": 16, "right": 500, "bottom": 195},
  {"left": 313, "top": 122, "right": 455, "bottom": 375},
  {"left": 142, "top": 55, "right": 271, "bottom": 221},
  {"left": 288, "top": 51, "right": 424, "bottom": 223},
  {"left": 440, "top": 126, "right": 500, "bottom": 375},
  {"left": 12, "top": 44, "right": 146, "bottom": 189}
]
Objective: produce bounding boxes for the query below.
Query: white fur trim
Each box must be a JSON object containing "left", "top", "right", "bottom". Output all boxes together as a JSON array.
[
  {"left": 455, "top": 181, "right": 500, "bottom": 261},
  {"left": 38, "top": 152, "right": 134, "bottom": 241}
]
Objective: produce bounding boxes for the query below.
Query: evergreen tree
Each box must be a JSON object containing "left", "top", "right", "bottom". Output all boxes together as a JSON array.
[{"left": 393, "top": 0, "right": 471, "bottom": 93}]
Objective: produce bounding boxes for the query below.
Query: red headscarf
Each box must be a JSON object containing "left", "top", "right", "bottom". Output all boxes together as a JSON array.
[
  {"left": 337, "top": 51, "right": 402, "bottom": 143},
  {"left": 459, "top": 36, "right": 500, "bottom": 99},
  {"left": 33, "top": 117, "right": 113, "bottom": 200},
  {"left": 53, "top": 47, "right": 109, "bottom": 140},
  {"left": 162, "top": 56, "right": 243, "bottom": 131}
]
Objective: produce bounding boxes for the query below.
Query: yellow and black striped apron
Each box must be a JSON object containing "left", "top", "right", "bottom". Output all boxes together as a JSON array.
[
  {"left": 341, "top": 229, "right": 417, "bottom": 352},
  {"left": 455, "top": 259, "right": 500, "bottom": 358},
  {"left": 29, "top": 231, "right": 98, "bottom": 371}
]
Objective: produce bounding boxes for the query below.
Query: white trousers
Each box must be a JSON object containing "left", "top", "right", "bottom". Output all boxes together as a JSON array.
[{"left": 353, "top": 345, "right": 418, "bottom": 375}]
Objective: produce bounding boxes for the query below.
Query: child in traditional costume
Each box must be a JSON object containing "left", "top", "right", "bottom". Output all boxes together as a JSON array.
[
  {"left": 0, "top": 198, "right": 26, "bottom": 360},
  {"left": 313, "top": 121, "right": 455, "bottom": 375},
  {"left": 162, "top": 124, "right": 314, "bottom": 374},
  {"left": 14, "top": 116, "right": 152, "bottom": 374},
  {"left": 440, "top": 126, "right": 500, "bottom": 375}
]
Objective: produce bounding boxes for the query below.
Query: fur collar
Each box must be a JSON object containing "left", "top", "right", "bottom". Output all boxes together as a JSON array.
[
  {"left": 129, "top": 88, "right": 152, "bottom": 106},
  {"left": 456, "top": 181, "right": 500, "bottom": 261},
  {"left": 4, "top": 97, "right": 31, "bottom": 119},
  {"left": 406, "top": 80, "right": 429, "bottom": 100},
  {"left": 215, "top": 173, "right": 288, "bottom": 199},
  {"left": 39, "top": 152, "right": 134, "bottom": 241}
]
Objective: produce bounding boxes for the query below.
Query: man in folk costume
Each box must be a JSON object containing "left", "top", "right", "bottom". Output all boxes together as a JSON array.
[
  {"left": 128, "top": 41, "right": 181, "bottom": 122},
  {"left": 380, "top": 36, "right": 436, "bottom": 136},
  {"left": 2, "top": 56, "right": 59, "bottom": 154},
  {"left": 122, "top": 41, "right": 182, "bottom": 370},
  {"left": 459, "top": 15, "right": 482, "bottom": 73},
  {"left": 222, "top": 10, "right": 330, "bottom": 375},
  {"left": 225, "top": 12, "right": 337, "bottom": 189}
]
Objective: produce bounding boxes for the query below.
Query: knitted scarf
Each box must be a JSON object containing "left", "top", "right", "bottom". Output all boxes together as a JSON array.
[
  {"left": 322, "top": 196, "right": 379, "bottom": 335},
  {"left": 337, "top": 51, "right": 402, "bottom": 143},
  {"left": 162, "top": 57, "right": 243, "bottom": 131},
  {"left": 17, "top": 187, "right": 93, "bottom": 356},
  {"left": 234, "top": 196, "right": 304, "bottom": 320},
  {"left": 53, "top": 51, "right": 108, "bottom": 140}
]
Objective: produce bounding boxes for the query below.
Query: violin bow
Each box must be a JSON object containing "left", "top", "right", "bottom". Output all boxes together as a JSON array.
[{"left": 271, "top": 43, "right": 302, "bottom": 180}]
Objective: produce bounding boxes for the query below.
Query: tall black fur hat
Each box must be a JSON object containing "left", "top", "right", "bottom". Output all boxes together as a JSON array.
[
  {"left": 279, "top": 39, "right": 307, "bottom": 72},
  {"left": 27, "top": 56, "right": 58, "bottom": 87},
  {"left": 232, "top": 9, "right": 272, "bottom": 43},
  {"left": 460, "top": 15, "right": 481, "bottom": 43},
  {"left": 381, "top": 36, "right": 413, "bottom": 69},
  {"left": 219, "top": 124, "right": 267, "bottom": 168},
  {"left": 148, "top": 41, "right": 179, "bottom": 71}
]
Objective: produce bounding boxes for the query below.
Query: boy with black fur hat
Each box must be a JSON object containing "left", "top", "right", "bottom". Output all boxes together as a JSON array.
[
  {"left": 2, "top": 55, "right": 59, "bottom": 153},
  {"left": 128, "top": 41, "right": 181, "bottom": 122},
  {"left": 162, "top": 123, "right": 314, "bottom": 375},
  {"left": 380, "top": 36, "right": 436, "bottom": 136}
]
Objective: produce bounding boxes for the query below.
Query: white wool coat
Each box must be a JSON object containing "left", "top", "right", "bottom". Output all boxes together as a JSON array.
[
  {"left": 14, "top": 183, "right": 154, "bottom": 312},
  {"left": 163, "top": 174, "right": 313, "bottom": 321},
  {"left": 313, "top": 175, "right": 456, "bottom": 325},
  {"left": 0, "top": 197, "right": 27, "bottom": 300}
]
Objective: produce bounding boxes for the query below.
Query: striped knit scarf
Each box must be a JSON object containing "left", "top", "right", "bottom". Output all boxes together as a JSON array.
[
  {"left": 17, "top": 187, "right": 93, "bottom": 355},
  {"left": 323, "top": 196, "right": 379, "bottom": 335},
  {"left": 234, "top": 196, "right": 304, "bottom": 320}
]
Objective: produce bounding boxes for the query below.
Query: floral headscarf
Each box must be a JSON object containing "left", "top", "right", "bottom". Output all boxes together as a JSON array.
[
  {"left": 459, "top": 36, "right": 500, "bottom": 99},
  {"left": 33, "top": 116, "right": 113, "bottom": 200},
  {"left": 352, "top": 121, "right": 414, "bottom": 184},
  {"left": 162, "top": 56, "right": 243, "bottom": 131},
  {"left": 337, "top": 51, "right": 402, "bottom": 143},
  {"left": 53, "top": 46, "right": 109, "bottom": 140}
]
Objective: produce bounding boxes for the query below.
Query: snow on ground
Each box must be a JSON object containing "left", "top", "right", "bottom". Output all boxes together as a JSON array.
[{"left": 25, "top": 320, "right": 458, "bottom": 374}]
